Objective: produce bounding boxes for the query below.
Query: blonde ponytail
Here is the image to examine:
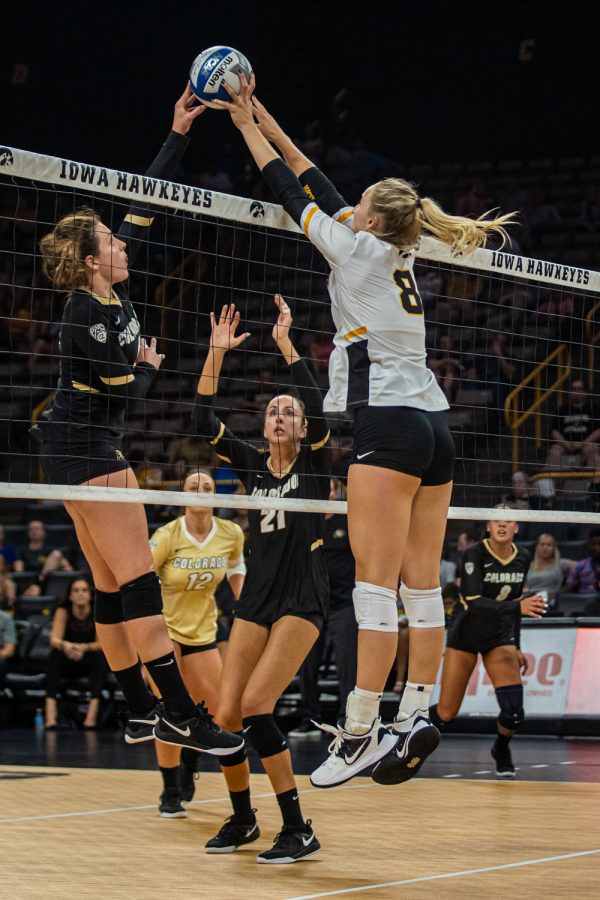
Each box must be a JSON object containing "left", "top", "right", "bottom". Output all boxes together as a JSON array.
[
  {"left": 367, "top": 178, "right": 516, "bottom": 255},
  {"left": 419, "top": 197, "right": 515, "bottom": 255}
]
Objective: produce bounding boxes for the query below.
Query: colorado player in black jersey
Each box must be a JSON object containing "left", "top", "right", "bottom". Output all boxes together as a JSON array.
[
  {"left": 193, "top": 296, "right": 329, "bottom": 864},
  {"left": 430, "top": 512, "right": 547, "bottom": 776},
  {"left": 38, "top": 86, "right": 243, "bottom": 762}
]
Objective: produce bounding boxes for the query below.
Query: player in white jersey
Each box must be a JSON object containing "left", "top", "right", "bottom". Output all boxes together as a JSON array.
[{"left": 214, "top": 74, "right": 514, "bottom": 788}]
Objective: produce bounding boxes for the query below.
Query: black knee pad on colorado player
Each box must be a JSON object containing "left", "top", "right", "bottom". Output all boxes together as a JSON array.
[
  {"left": 120, "top": 571, "right": 163, "bottom": 621},
  {"left": 242, "top": 714, "right": 288, "bottom": 759},
  {"left": 496, "top": 684, "right": 524, "bottom": 730},
  {"left": 94, "top": 589, "right": 125, "bottom": 625}
]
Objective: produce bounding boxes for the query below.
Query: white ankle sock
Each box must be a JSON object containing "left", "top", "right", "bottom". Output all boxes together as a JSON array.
[
  {"left": 345, "top": 687, "right": 381, "bottom": 734},
  {"left": 394, "top": 682, "right": 434, "bottom": 733}
]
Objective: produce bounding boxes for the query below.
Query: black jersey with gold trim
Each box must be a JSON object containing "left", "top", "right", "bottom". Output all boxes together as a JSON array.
[
  {"left": 460, "top": 539, "right": 531, "bottom": 609},
  {"left": 47, "top": 130, "right": 190, "bottom": 443},
  {"left": 193, "top": 358, "right": 331, "bottom": 612},
  {"left": 449, "top": 539, "right": 531, "bottom": 650}
]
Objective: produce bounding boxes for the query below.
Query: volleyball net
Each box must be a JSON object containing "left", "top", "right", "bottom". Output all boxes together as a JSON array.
[{"left": 1, "top": 143, "right": 600, "bottom": 524}]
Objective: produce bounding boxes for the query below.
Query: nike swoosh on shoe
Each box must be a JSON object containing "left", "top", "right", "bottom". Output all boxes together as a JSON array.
[
  {"left": 163, "top": 719, "right": 191, "bottom": 737},
  {"left": 342, "top": 737, "right": 370, "bottom": 765}
]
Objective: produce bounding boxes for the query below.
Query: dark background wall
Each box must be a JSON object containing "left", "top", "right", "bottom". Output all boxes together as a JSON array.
[{"left": 2, "top": 0, "right": 599, "bottom": 172}]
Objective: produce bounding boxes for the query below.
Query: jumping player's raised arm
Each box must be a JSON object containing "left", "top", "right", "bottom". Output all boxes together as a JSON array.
[
  {"left": 116, "top": 85, "right": 205, "bottom": 267},
  {"left": 250, "top": 97, "right": 353, "bottom": 225},
  {"left": 211, "top": 76, "right": 356, "bottom": 270}
]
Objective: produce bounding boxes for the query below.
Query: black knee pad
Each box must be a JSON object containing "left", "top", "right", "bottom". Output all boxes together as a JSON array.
[
  {"left": 120, "top": 571, "right": 163, "bottom": 621},
  {"left": 496, "top": 684, "right": 524, "bottom": 731},
  {"left": 242, "top": 714, "right": 287, "bottom": 759},
  {"left": 220, "top": 733, "right": 247, "bottom": 768},
  {"left": 94, "top": 589, "right": 124, "bottom": 625}
]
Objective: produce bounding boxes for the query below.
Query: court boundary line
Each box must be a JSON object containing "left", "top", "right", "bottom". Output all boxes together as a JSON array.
[
  {"left": 284, "top": 849, "right": 600, "bottom": 899},
  {"left": 0, "top": 769, "right": 596, "bottom": 825},
  {"left": 0, "top": 779, "right": 386, "bottom": 825}
]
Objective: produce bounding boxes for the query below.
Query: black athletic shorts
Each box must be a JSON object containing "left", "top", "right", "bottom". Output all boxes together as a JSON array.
[
  {"left": 42, "top": 439, "right": 130, "bottom": 485},
  {"left": 235, "top": 594, "right": 325, "bottom": 633},
  {"left": 351, "top": 406, "right": 455, "bottom": 485},
  {"left": 176, "top": 640, "right": 218, "bottom": 656},
  {"left": 216, "top": 617, "right": 230, "bottom": 644},
  {"left": 446, "top": 611, "right": 518, "bottom": 656}
]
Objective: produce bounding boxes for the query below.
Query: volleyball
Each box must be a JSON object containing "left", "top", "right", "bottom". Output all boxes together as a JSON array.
[{"left": 189, "top": 46, "right": 253, "bottom": 109}]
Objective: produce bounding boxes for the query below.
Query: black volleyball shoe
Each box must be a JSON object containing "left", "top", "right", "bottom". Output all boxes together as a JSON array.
[
  {"left": 124, "top": 702, "right": 162, "bottom": 744},
  {"left": 158, "top": 788, "right": 186, "bottom": 819},
  {"left": 492, "top": 741, "right": 516, "bottom": 778},
  {"left": 205, "top": 812, "right": 260, "bottom": 853},
  {"left": 153, "top": 702, "right": 244, "bottom": 756},
  {"left": 257, "top": 821, "right": 320, "bottom": 864},
  {"left": 372, "top": 713, "right": 440, "bottom": 785}
]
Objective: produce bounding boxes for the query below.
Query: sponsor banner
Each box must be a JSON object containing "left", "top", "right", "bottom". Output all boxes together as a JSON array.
[
  {"left": 566, "top": 629, "right": 600, "bottom": 715},
  {"left": 431, "top": 627, "right": 576, "bottom": 717}
]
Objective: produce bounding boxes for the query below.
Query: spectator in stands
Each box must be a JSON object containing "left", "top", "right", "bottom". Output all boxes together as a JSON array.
[
  {"left": 454, "top": 528, "right": 480, "bottom": 571},
  {"left": 0, "top": 524, "right": 17, "bottom": 569},
  {"left": 501, "top": 471, "right": 545, "bottom": 510},
  {"left": 45, "top": 577, "right": 107, "bottom": 730},
  {"left": 14, "top": 520, "right": 73, "bottom": 583},
  {"left": 524, "top": 533, "right": 574, "bottom": 604},
  {"left": 128, "top": 448, "right": 164, "bottom": 488},
  {"left": 167, "top": 423, "right": 213, "bottom": 472},
  {"left": 0, "top": 556, "right": 16, "bottom": 610},
  {"left": 564, "top": 527, "right": 600, "bottom": 594},
  {"left": 545, "top": 379, "right": 600, "bottom": 483},
  {"left": 429, "top": 333, "right": 463, "bottom": 403},
  {"left": 0, "top": 609, "right": 16, "bottom": 689}
]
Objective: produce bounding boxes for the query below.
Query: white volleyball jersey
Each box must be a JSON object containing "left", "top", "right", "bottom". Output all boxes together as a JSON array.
[{"left": 301, "top": 203, "right": 448, "bottom": 413}]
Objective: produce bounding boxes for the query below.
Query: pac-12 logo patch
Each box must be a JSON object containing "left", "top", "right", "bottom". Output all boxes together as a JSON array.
[
  {"left": 464, "top": 562, "right": 475, "bottom": 575},
  {"left": 0, "top": 148, "right": 14, "bottom": 167},
  {"left": 250, "top": 200, "right": 265, "bottom": 219},
  {"left": 89, "top": 323, "right": 107, "bottom": 343}
]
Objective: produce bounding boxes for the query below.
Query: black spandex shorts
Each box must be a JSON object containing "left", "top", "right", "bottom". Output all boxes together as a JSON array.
[
  {"left": 235, "top": 600, "right": 325, "bottom": 633},
  {"left": 351, "top": 406, "right": 455, "bottom": 485},
  {"left": 42, "top": 439, "right": 130, "bottom": 485},
  {"left": 176, "top": 641, "right": 218, "bottom": 656},
  {"left": 446, "top": 612, "right": 518, "bottom": 656},
  {"left": 216, "top": 617, "right": 230, "bottom": 644}
]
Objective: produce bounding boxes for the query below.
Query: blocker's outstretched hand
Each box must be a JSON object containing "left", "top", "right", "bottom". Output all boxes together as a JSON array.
[
  {"left": 251, "top": 96, "right": 286, "bottom": 145},
  {"left": 172, "top": 83, "right": 206, "bottom": 135},
  {"left": 210, "top": 72, "right": 257, "bottom": 131},
  {"left": 210, "top": 304, "right": 251, "bottom": 353}
]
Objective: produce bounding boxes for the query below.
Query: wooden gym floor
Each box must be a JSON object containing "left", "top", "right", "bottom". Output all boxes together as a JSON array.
[{"left": 1, "top": 760, "right": 599, "bottom": 899}]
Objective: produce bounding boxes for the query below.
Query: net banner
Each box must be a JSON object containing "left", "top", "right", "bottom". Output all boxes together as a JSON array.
[{"left": 2, "top": 144, "right": 599, "bottom": 292}]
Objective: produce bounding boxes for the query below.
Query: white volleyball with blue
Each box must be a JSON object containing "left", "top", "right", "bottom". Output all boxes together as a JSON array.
[{"left": 189, "top": 46, "right": 253, "bottom": 109}]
